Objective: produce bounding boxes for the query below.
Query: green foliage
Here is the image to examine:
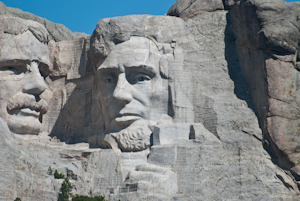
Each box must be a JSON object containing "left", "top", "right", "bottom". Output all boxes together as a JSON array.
[
  {"left": 72, "top": 195, "right": 106, "bottom": 201},
  {"left": 14, "top": 198, "right": 21, "bottom": 201},
  {"left": 54, "top": 170, "right": 65, "bottom": 179},
  {"left": 47, "top": 166, "right": 53, "bottom": 175},
  {"left": 58, "top": 178, "right": 73, "bottom": 201}
]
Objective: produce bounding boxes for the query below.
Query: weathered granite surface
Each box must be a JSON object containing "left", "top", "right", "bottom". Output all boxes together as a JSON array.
[
  {"left": 0, "top": 1, "right": 87, "bottom": 41},
  {"left": 1, "top": 0, "right": 300, "bottom": 200},
  {"left": 229, "top": 0, "right": 300, "bottom": 182}
]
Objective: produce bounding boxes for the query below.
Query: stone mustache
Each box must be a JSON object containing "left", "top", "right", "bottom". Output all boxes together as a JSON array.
[
  {"left": 0, "top": 15, "right": 214, "bottom": 153},
  {"left": 0, "top": 16, "right": 50, "bottom": 135}
]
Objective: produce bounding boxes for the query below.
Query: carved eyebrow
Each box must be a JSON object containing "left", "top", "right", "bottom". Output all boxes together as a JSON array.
[
  {"left": 97, "top": 65, "right": 157, "bottom": 77},
  {"left": 97, "top": 66, "right": 121, "bottom": 76},
  {"left": 125, "top": 65, "right": 157, "bottom": 77},
  {"left": 0, "top": 59, "right": 30, "bottom": 67},
  {"left": 97, "top": 63, "right": 119, "bottom": 70},
  {"left": 0, "top": 59, "right": 49, "bottom": 66}
]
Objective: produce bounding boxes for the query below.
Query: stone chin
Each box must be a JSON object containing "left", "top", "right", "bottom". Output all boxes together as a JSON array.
[
  {"left": 7, "top": 115, "right": 42, "bottom": 135},
  {"left": 110, "top": 124, "right": 152, "bottom": 152},
  {"left": 105, "top": 118, "right": 154, "bottom": 151}
]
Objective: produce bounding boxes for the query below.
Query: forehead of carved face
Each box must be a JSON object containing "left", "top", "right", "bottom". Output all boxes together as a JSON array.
[
  {"left": 0, "top": 31, "right": 49, "bottom": 134},
  {"left": 97, "top": 37, "right": 168, "bottom": 133}
]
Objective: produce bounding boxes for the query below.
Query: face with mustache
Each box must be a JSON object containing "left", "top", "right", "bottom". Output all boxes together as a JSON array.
[{"left": 0, "top": 31, "right": 49, "bottom": 135}]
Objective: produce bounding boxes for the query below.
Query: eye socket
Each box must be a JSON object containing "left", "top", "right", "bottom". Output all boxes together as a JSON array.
[
  {"left": 104, "top": 77, "right": 113, "bottom": 83},
  {"left": 0, "top": 65, "right": 27, "bottom": 75},
  {"left": 0, "top": 64, "right": 28, "bottom": 81},
  {"left": 103, "top": 74, "right": 115, "bottom": 84}
]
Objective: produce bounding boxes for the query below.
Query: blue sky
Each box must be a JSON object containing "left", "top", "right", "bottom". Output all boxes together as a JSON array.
[
  {"left": 1, "top": 0, "right": 299, "bottom": 35},
  {"left": 1, "top": 0, "right": 176, "bottom": 35}
]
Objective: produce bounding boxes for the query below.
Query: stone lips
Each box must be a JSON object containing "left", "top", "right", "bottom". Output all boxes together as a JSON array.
[{"left": 7, "top": 93, "right": 48, "bottom": 115}]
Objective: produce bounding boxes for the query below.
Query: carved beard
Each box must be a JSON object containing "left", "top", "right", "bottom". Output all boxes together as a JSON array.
[{"left": 110, "top": 125, "right": 152, "bottom": 152}]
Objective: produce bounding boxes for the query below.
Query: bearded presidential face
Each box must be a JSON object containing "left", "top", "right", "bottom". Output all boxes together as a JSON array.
[{"left": 95, "top": 36, "right": 170, "bottom": 151}]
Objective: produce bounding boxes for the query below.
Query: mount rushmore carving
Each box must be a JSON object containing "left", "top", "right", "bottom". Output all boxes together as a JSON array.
[{"left": 1, "top": 0, "right": 300, "bottom": 200}]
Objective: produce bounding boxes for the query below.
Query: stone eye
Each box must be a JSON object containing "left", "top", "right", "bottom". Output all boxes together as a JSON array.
[
  {"left": 134, "top": 74, "right": 151, "bottom": 83},
  {"left": 137, "top": 76, "right": 148, "bottom": 82},
  {"left": 105, "top": 78, "right": 113, "bottom": 83},
  {"left": 103, "top": 74, "right": 115, "bottom": 83}
]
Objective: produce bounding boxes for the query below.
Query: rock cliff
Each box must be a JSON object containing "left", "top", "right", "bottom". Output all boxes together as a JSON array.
[{"left": 1, "top": 0, "right": 300, "bottom": 200}]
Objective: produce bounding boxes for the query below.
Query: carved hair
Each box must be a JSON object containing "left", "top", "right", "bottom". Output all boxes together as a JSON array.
[
  {"left": 91, "top": 16, "right": 194, "bottom": 127},
  {"left": 91, "top": 36, "right": 172, "bottom": 80},
  {"left": 0, "top": 16, "right": 49, "bottom": 43},
  {"left": 90, "top": 18, "right": 176, "bottom": 80}
]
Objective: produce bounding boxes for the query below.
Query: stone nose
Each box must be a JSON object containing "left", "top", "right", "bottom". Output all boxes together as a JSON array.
[
  {"left": 22, "top": 61, "right": 47, "bottom": 96},
  {"left": 113, "top": 73, "right": 133, "bottom": 104}
]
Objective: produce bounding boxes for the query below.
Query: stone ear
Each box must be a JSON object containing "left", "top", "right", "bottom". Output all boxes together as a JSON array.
[{"left": 159, "top": 54, "right": 172, "bottom": 79}]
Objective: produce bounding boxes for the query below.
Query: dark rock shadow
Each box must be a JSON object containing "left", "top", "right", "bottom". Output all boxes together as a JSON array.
[
  {"left": 48, "top": 43, "right": 106, "bottom": 146},
  {"left": 49, "top": 76, "right": 105, "bottom": 145},
  {"left": 224, "top": 12, "right": 257, "bottom": 114},
  {"left": 225, "top": 6, "right": 296, "bottom": 176}
]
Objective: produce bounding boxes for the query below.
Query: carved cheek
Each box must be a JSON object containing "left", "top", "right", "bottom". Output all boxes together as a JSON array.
[
  {"left": 99, "top": 81, "right": 116, "bottom": 102},
  {"left": 131, "top": 81, "right": 153, "bottom": 107}
]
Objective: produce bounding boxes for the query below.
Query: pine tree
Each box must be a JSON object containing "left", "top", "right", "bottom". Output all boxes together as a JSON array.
[{"left": 58, "top": 178, "right": 72, "bottom": 201}]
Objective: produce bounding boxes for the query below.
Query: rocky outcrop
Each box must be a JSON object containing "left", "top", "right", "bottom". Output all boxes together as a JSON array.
[
  {"left": 167, "top": 0, "right": 224, "bottom": 19},
  {"left": 0, "top": 1, "right": 87, "bottom": 41},
  {"left": 229, "top": 0, "right": 300, "bottom": 181},
  {"left": 1, "top": 0, "right": 300, "bottom": 200},
  {"left": 167, "top": 0, "right": 300, "bottom": 195}
]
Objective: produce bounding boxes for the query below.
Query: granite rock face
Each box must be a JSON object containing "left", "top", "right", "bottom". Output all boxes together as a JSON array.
[
  {"left": 168, "top": 0, "right": 224, "bottom": 19},
  {"left": 229, "top": 0, "right": 300, "bottom": 182},
  {"left": 169, "top": 0, "right": 300, "bottom": 192},
  {"left": 0, "top": 2, "right": 87, "bottom": 41},
  {"left": 1, "top": 0, "right": 300, "bottom": 200}
]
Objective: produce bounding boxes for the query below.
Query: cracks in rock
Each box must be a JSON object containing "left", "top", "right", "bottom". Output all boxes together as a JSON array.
[
  {"left": 289, "top": 20, "right": 300, "bottom": 31},
  {"left": 241, "top": 129, "right": 262, "bottom": 142},
  {"left": 268, "top": 96, "right": 288, "bottom": 104},
  {"left": 263, "top": 49, "right": 297, "bottom": 64},
  {"left": 267, "top": 96, "right": 300, "bottom": 120},
  {"left": 42, "top": 21, "right": 56, "bottom": 42},
  {"left": 276, "top": 172, "right": 300, "bottom": 194},
  {"left": 277, "top": 174, "right": 294, "bottom": 189},
  {"left": 173, "top": 0, "right": 228, "bottom": 20},
  {"left": 179, "top": 0, "right": 198, "bottom": 16},
  {"left": 267, "top": 114, "right": 299, "bottom": 121},
  {"left": 168, "top": 0, "right": 197, "bottom": 17}
]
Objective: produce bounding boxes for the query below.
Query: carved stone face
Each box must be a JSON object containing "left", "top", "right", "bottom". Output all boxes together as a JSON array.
[
  {"left": 97, "top": 37, "right": 168, "bottom": 133},
  {"left": 0, "top": 31, "right": 49, "bottom": 134}
]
